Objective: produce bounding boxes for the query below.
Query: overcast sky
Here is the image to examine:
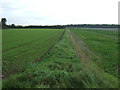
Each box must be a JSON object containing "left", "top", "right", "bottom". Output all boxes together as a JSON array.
[{"left": 0, "top": 0, "right": 119, "bottom": 25}]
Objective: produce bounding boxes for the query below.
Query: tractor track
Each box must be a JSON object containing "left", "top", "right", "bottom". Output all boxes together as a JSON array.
[
  {"left": 35, "top": 30, "right": 66, "bottom": 62},
  {"left": 67, "top": 29, "right": 89, "bottom": 65}
]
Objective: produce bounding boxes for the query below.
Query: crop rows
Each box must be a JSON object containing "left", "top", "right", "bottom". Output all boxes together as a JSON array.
[
  {"left": 72, "top": 29, "right": 118, "bottom": 77},
  {"left": 3, "top": 29, "right": 64, "bottom": 77}
]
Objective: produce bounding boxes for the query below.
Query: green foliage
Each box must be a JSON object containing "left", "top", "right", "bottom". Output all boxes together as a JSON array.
[{"left": 1, "top": 18, "right": 7, "bottom": 29}]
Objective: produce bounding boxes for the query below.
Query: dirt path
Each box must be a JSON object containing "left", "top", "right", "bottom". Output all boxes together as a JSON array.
[{"left": 67, "top": 29, "right": 100, "bottom": 67}]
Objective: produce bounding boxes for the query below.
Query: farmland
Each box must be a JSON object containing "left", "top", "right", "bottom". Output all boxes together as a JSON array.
[
  {"left": 2, "top": 28, "right": 118, "bottom": 88},
  {"left": 72, "top": 29, "right": 118, "bottom": 77},
  {"left": 3, "top": 29, "right": 64, "bottom": 78}
]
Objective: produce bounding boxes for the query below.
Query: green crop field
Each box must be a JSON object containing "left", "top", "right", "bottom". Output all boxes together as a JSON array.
[
  {"left": 72, "top": 29, "right": 118, "bottom": 77},
  {"left": 3, "top": 29, "right": 64, "bottom": 78},
  {"left": 2, "top": 28, "right": 118, "bottom": 88}
]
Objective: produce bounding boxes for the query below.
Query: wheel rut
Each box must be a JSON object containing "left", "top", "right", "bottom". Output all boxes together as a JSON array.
[{"left": 68, "top": 29, "right": 89, "bottom": 63}]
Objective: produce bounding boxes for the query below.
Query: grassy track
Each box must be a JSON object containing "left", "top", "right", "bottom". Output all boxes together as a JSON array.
[
  {"left": 3, "top": 29, "right": 64, "bottom": 78},
  {"left": 72, "top": 29, "right": 118, "bottom": 77},
  {"left": 3, "top": 30, "right": 81, "bottom": 88}
]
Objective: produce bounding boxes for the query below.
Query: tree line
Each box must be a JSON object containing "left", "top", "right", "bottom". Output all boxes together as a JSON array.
[{"left": 1, "top": 18, "right": 120, "bottom": 29}]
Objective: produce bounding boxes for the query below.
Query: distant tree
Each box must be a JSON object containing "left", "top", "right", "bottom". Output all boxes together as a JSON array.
[
  {"left": 0, "top": 21, "right": 1, "bottom": 29},
  {"left": 11, "top": 24, "right": 16, "bottom": 28},
  {"left": 1, "top": 18, "right": 7, "bottom": 29}
]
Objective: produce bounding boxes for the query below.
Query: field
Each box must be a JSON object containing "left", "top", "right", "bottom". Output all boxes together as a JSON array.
[
  {"left": 3, "top": 29, "right": 64, "bottom": 78},
  {"left": 72, "top": 29, "right": 118, "bottom": 77},
  {"left": 2, "top": 28, "right": 118, "bottom": 88}
]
